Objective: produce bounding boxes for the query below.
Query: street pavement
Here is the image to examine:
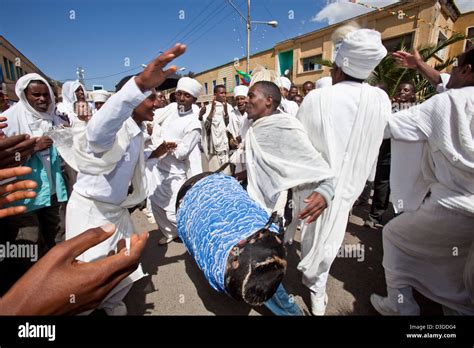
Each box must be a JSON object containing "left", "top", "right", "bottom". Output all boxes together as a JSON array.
[{"left": 125, "top": 202, "right": 441, "bottom": 316}]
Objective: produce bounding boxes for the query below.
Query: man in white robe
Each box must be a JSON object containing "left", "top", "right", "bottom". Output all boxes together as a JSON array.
[
  {"left": 199, "top": 85, "right": 236, "bottom": 171},
  {"left": 371, "top": 48, "right": 474, "bottom": 316},
  {"left": 276, "top": 76, "right": 299, "bottom": 117},
  {"left": 295, "top": 27, "right": 390, "bottom": 315},
  {"left": 228, "top": 85, "right": 251, "bottom": 174},
  {"left": 149, "top": 77, "right": 203, "bottom": 245},
  {"left": 52, "top": 44, "right": 187, "bottom": 315},
  {"left": 244, "top": 80, "right": 335, "bottom": 316}
]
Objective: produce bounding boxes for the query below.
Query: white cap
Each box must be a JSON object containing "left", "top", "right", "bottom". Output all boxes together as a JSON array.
[
  {"left": 315, "top": 77, "right": 333, "bottom": 89},
  {"left": 91, "top": 90, "right": 110, "bottom": 103},
  {"left": 233, "top": 85, "right": 249, "bottom": 97},
  {"left": 276, "top": 76, "right": 292, "bottom": 91},
  {"left": 334, "top": 28, "right": 387, "bottom": 80},
  {"left": 176, "top": 77, "right": 202, "bottom": 98}
]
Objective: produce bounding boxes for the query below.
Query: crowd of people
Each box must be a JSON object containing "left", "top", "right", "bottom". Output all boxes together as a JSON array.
[{"left": 0, "top": 24, "right": 472, "bottom": 316}]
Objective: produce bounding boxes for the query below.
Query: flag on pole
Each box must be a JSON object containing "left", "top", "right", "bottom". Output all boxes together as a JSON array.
[{"left": 235, "top": 68, "right": 251, "bottom": 86}]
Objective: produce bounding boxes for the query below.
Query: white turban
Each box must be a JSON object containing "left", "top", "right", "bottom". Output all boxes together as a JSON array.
[
  {"left": 276, "top": 76, "right": 292, "bottom": 91},
  {"left": 91, "top": 90, "right": 110, "bottom": 103},
  {"left": 176, "top": 77, "right": 202, "bottom": 98},
  {"left": 335, "top": 28, "right": 387, "bottom": 80},
  {"left": 234, "top": 85, "right": 248, "bottom": 97},
  {"left": 315, "top": 77, "right": 333, "bottom": 89}
]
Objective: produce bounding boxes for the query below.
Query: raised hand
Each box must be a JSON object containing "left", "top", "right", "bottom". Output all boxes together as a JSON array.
[
  {"left": 135, "top": 43, "right": 187, "bottom": 92},
  {"left": 0, "top": 224, "right": 148, "bottom": 315},
  {"left": 392, "top": 48, "right": 422, "bottom": 69}
]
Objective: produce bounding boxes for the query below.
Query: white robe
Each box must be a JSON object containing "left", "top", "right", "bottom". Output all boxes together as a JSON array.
[
  {"left": 295, "top": 82, "right": 391, "bottom": 293},
  {"left": 384, "top": 87, "right": 474, "bottom": 314},
  {"left": 201, "top": 101, "right": 235, "bottom": 169},
  {"left": 49, "top": 78, "right": 149, "bottom": 311},
  {"left": 149, "top": 103, "right": 202, "bottom": 212}
]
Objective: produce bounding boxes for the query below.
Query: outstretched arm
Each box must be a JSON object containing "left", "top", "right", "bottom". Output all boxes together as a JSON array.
[{"left": 392, "top": 48, "right": 442, "bottom": 88}]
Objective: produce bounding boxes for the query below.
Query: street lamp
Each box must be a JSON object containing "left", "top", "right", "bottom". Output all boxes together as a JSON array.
[{"left": 227, "top": 0, "right": 278, "bottom": 74}]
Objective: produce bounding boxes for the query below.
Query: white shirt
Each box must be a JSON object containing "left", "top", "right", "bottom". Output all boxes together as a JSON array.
[
  {"left": 155, "top": 105, "right": 201, "bottom": 175},
  {"left": 389, "top": 88, "right": 474, "bottom": 214},
  {"left": 73, "top": 78, "right": 150, "bottom": 205}
]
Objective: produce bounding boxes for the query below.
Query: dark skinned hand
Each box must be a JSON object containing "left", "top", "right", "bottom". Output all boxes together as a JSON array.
[
  {"left": 33, "top": 136, "right": 53, "bottom": 152},
  {"left": 0, "top": 224, "right": 148, "bottom": 315},
  {"left": 135, "top": 43, "right": 187, "bottom": 93},
  {"left": 0, "top": 134, "right": 37, "bottom": 168},
  {"left": 0, "top": 166, "right": 37, "bottom": 218},
  {"left": 298, "top": 192, "right": 328, "bottom": 224}
]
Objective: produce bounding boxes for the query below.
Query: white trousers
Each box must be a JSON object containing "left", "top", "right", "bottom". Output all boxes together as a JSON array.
[
  {"left": 66, "top": 191, "right": 146, "bottom": 313},
  {"left": 151, "top": 201, "right": 178, "bottom": 239}
]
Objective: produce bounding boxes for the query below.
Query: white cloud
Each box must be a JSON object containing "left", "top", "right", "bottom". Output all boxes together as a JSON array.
[
  {"left": 454, "top": 0, "right": 474, "bottom": 13},
  {"left": 312, "top": 0, "right": 399, "bottom": 25}
]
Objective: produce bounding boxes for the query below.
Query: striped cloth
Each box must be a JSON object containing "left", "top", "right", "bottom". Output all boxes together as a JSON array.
[{"left": 176, "top": 173, "right": 279, "bottom": 293}]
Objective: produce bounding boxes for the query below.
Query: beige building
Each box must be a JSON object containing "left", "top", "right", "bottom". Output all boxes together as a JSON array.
[
  {"left": 193, "top": 48, "right": 275, "bottom": 103},
  {"left": 0, "top": 35, "right": 55, "bottom": 102},
  {"left": 191, "top": 0, "right": 473, "bottom": 99}
]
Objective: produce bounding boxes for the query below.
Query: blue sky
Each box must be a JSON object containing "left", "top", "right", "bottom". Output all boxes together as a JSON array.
[{"left": 1, "top": 0, "right": 473, "bottom": 91}]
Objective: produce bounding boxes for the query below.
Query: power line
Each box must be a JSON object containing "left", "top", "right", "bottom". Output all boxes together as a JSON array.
[
  {"left": 187, "top": 0, "right": 245, "bottom": 46},
  {"left": 157, "top": 1, "right": 224, "bottom": 54},
  {"left": 180, "top": 2, "right": 229, "bottom": 44}
]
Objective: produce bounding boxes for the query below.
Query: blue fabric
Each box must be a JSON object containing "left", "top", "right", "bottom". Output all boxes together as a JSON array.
[
  {"left": 7, "top": 146, "right": 68, "bottom": 212},
  {"left": 177, "top": 173, "right": 279, "bottom": 293},
  {"left": 264, "top": 284, "right": 303, "bottom": 316}
]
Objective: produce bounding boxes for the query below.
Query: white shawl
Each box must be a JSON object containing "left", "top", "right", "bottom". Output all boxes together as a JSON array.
[
  {"left": 245, "top": 113, "right": 334, "bottom": 212},
  {"left": 296, "top": 83, "right": 389, "bottom": 273},
  {"left": 48, "top": 119, "right": 146, "bottom": 208}
]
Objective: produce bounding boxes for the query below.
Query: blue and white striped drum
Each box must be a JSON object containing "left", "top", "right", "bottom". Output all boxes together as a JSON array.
[{"left": 176, "top": 173, "right": 279, "bottom": 293}]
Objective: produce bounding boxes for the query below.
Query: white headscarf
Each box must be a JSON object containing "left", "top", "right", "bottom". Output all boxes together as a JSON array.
[
  {"left": 176, "top": 77, "right": 202, "bottom": 98},
  {"left": 15, "top": 73, "right": 55, "bottom": 121},
  {"left": 334, "top": 28, "right": 387, "bottom": 80},
  {"left": 61, "top": 80, "right": 87, "bottom": 108}
]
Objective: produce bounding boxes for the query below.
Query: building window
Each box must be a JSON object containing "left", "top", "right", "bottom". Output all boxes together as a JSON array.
[
  {"left": 8, "top": 60, "right": 15, "bottom": 81},
  {"left": 302, "top": 55, "right": 322, "bottom": 72},
  {"left": 235, "top": 74, "right": 240, "bottom": 86},
  {"left": 223, "top": 77, "right": 227, "bottom": 90},
  {"left": 212, "top": 80, "right": 216, "bottom": 89},
  {"left": 3, "top": 57, "right": 12, "bottom": 80},
  {"left": 436, "top": 31, "right": 448, "bottom": 61},
  {"left": 204, "top": 82, "right": 208, "bottom": 95},
  {"left": 0, "top": 63, "right": 4, "bottom": 83},
  {"left": 382, "top": 32, "right": 414, "bottom": 53},
  {"left": 465, "top": 27, "right": 474, "bottom": 51}
]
